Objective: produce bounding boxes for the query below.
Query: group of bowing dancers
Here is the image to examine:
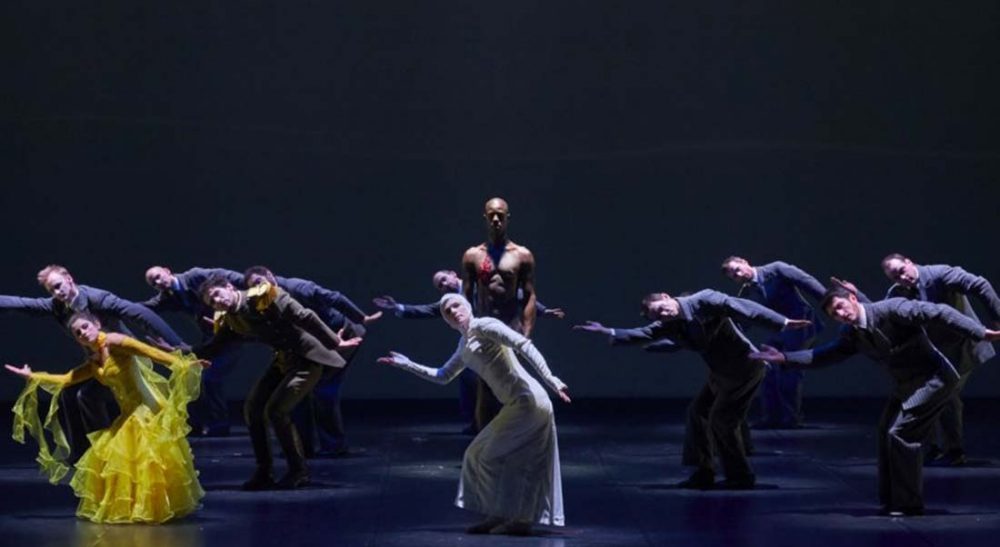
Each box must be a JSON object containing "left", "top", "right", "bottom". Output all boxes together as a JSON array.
[{"left": 2, "top": 196, "right": 1000, "bottom": 533}]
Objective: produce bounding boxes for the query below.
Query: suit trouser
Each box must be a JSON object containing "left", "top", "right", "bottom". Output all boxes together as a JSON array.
[
  {"left": 930, "top": 368, "right": 972, "bottom": 454},
  {"left": 683, "top": 368, "right": 764, "bottom": 479},
  {"left": 245, "top": 353, "right": 325, "bottom": 473},
  {"left": 59, "top": 379, "right": 118, "bottom": 462},
  {"left": 295, "top": 336, "right": 360, "bottom": 454},
  {"left": 877, "top": 373, "right": 955, "bottom": 509},
  {"left": 191, "top": 342, "right": 240, "bottom": 431},
  {"left": 760, "top": 365, "right": 804, "bottom": 426}
]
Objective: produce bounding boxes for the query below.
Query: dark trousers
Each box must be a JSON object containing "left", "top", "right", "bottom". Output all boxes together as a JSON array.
[
  {"left": 294, "top": 326, "right": 362, "bottom": 455},
  {"left": 929, "top": 369, "right": 972, "bottom": 454},
  {"left": 877, "top": 374, "right": 955, "bottom": 509},
  {"left": 245, "top": 353, "right": 324, "bottom": 473},
  {"left": 683, "top": 369, "right": 764, "bottom": 480},
  {"left": 759, "top": 365, "right": 805, "bottom": 426},
  {"left": 191, "top": 343, "right": 240, "bottom": 431},
  {"left": 58, "top": 379, "right": 118, "bottom": 462}
]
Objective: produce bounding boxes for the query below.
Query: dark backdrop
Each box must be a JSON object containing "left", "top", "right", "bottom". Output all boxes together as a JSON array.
[{"left": 2, "top": 1, "right": 998, "bottom": 400}]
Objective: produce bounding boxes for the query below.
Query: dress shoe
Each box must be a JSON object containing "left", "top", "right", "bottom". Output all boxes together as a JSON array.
[
  {"left": 677, "top": 469, "right": 715, "bottom": 490},
  {"left": 276, "top": 468, "right": 311, "bottom": 489},
  {"left": 716, "top": 476, "right": 756, "bottom": 490},
  {"left": 242, "top": 468, "right": 276, "bottom": 491}
]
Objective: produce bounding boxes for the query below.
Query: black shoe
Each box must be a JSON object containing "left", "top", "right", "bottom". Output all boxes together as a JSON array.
[
  {"left": 677, "top": 469, "right": 715, "bottom": 490},
  {"left": 242, "top": 469, "right": 276, "bottom": 491},
  {"left": 942, "top": 450, "right": 967, "bottom": 467},
  {"left": 276, "top": 468, "right": 310, "bottom": 489},
  {"left": 924, "top": 445, "right": 944, "bottom": 465},
  {"left": 879, "top": 505, "right": 924, "bottom": 517},
  {"left": 716, "top": 476, "right": 756, "bottom": 490}
]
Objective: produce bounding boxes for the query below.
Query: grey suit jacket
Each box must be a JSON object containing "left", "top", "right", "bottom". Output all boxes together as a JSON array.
[
  {"left": 0, "top": 284, "right": 184, "bottom": 347},
  {"left": 785, "top": 298, "right": 986, "bottom": 397},
  {"left": 886, "top": 264, "right": 998, "bottom": 371},
  {"left": 610, "top": 289, "right": 789, "bottom": 382},
  {"left": 198, "top": 285, "right": 346, "bottom": 368}
]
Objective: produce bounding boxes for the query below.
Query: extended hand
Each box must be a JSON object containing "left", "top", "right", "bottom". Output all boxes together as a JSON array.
[
  {"left": 195, "top": 359, "right": 212, "bottom": 368},
  {"left": 339, "top": 336, "right": 363, "bottom": 349},
  {"left": 557, "top": 387, "right": 572, "bottom": 404},
  {"left": 376, "top": 351, "right": 409, "bottom": 366},
  {"left": 145, "top": 335, "right": 176, "bottom": 352},
  {"left": 4, "top": 363, "right": 32, "bottom": 378},
  {"left": 985, "top": 329, "right": 1000, "bottom": 342},
  {"left": 783, "top": 319, "right": 812, "bottom": 331},
  {"left": 748, "top": 344, "right": 786, "bottom": 363},
  {"left": 363, "top": 311, "right": 384, "bottom": 325},
  {"left": 544, "top": 308, "right": 566, "bottom": 319},
  {"left": 372, "top": 296, "right": 398, "bottom": 311},
  {"left": 572, "top": 321, "right": 611, "bottom": 335}
]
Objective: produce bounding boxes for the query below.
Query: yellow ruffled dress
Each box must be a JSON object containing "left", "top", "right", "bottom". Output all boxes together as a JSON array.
[{"left": 11, "top": 333, "right": 204, "bottom": 524}]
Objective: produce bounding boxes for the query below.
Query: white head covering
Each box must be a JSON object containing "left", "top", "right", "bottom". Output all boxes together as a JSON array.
[{"left": 439, "top": 293, "right": 473, "bottom": 331}]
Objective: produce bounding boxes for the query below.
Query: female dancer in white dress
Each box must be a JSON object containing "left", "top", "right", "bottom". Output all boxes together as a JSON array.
[{"left": 378, "top": 293, "right": 570, "bottom": 535}]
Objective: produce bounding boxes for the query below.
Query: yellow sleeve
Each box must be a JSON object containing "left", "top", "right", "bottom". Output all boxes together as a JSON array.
[
  {"left": 30, "top": 363, "right": 95, "bottom": 388},
  {"left": 118, "top": 336, "right": 187, "bottom": 370}
]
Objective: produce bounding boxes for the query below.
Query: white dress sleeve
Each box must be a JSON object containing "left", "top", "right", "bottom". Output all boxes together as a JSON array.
[
  {"left": 387, "top": 338, "right": 467, "bottom": 385},
  {"left": 474, "top": 318, "right": 567, "bottom": 393}
]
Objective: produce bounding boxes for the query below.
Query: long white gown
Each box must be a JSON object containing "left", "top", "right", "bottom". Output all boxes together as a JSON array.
[{"left": 389, "top": 316, "right": 566, "bottom": 526}]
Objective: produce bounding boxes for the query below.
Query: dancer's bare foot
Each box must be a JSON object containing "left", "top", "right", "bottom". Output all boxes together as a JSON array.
[
  {"left": 466, "top": 516, "right": 505, "bottom": 534},
  {"left": 490, "top": 520, "right": 533, "bottom": 536}
]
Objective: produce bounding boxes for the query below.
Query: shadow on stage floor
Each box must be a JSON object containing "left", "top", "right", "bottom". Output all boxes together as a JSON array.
[{"left": 2, "top": 398, "right": 1000, "bottom": 547}]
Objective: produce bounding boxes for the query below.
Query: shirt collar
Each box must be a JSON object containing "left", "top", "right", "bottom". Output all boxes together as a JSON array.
[{"left": 856, "top": 304, "right": 869, "bottom": 330}]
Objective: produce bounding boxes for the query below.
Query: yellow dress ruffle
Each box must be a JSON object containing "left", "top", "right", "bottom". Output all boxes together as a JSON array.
[{"left": 10, "top": 337, "right": 205, "bottom": 524}]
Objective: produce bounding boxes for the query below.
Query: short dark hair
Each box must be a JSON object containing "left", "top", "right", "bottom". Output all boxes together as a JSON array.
[
  {"left": 881, "top": 253, "right": 908, "bottom": 270},
  {"left": 66, "top": 311, "right": 101, "bottom": 329},
  {"left": 720, "top": 256, "right": 745, "bottom": 273},
  {"left": 640, "top": 292, "right": 669, "bottom": 316},
  {"left": 820, "top": 286, "right": 855, "bottom": 313},
  {"left": 199, "top": 274, "right": 236, "bottom": 303},
  {"left": 244, "top": 265, "right": 277, "bottom": 286}
]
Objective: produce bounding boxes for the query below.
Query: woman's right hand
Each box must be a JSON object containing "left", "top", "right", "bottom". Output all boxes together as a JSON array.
[
  {"left": 4, "top": 364, "right": 32, "bottom": 378},
  {"left": 376, "top": 351, "right": 409, "bottom": 366}
]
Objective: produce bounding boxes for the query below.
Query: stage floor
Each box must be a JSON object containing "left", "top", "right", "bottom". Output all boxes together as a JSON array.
[{"left": 2, "top": 398, "right": 1000, "bottom": 547}]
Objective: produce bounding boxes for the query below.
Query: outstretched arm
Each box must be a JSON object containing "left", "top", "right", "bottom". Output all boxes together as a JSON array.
[
  {"left": 940, "top": 266, "right": 1000, "bottom": 324},
  {"left": 476, "top": 319, "right": 568, "bottom": 396},
  {"left": 0, "top": 295, "right": 55, "bottom": 317},
  {"left": 710, "top": 292, "right": 808, "bottom": 331},
  {"left": 750, "top": 328, "right": 859, "bottom": 369},
  {"left": 6, "top": 361, "right": 94, "bottom": 387},
  {"left": 775, "top": 262, "right": 826, "bottom": 303},
  {"left": 377, "top": 339, "right": 466, "bottom": 385},
  {"left": 97, "top": 291, "right": 186, "bottom": 346},
  {"left": 113, "top": 335, "right": 208, "bottom": 370}
]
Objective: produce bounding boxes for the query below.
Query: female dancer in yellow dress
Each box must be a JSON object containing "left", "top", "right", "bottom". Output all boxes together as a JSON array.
[{"left": 6, "top": 311, "right": 207, "bottom": 524}]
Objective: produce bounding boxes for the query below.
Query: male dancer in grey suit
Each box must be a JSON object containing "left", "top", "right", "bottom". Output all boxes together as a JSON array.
[
  {"left": 245, "top": 266, "right": 381, "bottom": 456},
  {"left": 721, "top": 257, "right": 827, "bottom": 428},
  {"left": 144, "top": 265, "right": 246, "bottom": 436},
  {"left": 0, "top": 264, "right": 186, "bottom": 460},
  {"left": 198, "top": 275, "right": 363, "bottom": 489},
  {"left": 752, "top": 286, "right": 1000, "bottom": 515},
  {"left": 881, "top": 253, "right": 1000, "bottom": 466},
  {"left": 373, "top": 268, "right": 565, "bottom": 434},
  {"left": 575, "top": 290, "right": 809, "bottom": 490}
]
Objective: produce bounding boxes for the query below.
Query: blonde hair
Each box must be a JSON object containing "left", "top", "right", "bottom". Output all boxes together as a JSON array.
[{"left": 36, "top": 264, "right": 71, "bottom": 287}]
